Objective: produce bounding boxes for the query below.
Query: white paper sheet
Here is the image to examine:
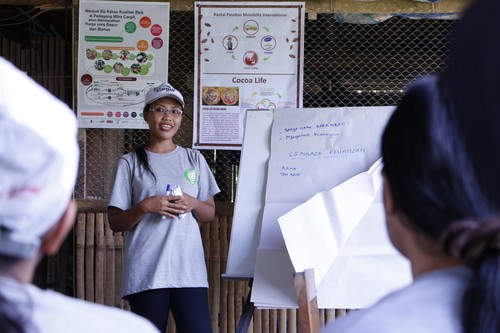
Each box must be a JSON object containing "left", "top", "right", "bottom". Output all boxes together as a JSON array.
[
  {"left": 250, "top": 106, "right": 403, "bottom": 309},
  {"left": 226, "top": 110, "right": 273, "bottom": 277},
  {"left": 250, "top": 249, "right": 297, "bottom": 308},
  {"left": 277, "top": 160, "right": 412, "bottom": 308},
  {"left": 258, "top": 107, "right": 395, "bottom": 252},
  {"left": 278, "top": 159, "right": 384, "bottom": 285},
  {"left": 316, "top": 199, "right": 411, "bottom": 309}
]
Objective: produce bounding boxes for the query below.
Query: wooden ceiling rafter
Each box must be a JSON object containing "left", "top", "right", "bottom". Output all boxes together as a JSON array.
[{"left": 0, "top": 0, "right": 472, "bottom": 13}]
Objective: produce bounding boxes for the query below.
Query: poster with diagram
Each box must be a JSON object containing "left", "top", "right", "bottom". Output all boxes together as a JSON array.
[
  {"left": 194, "top": 2, "right": 305, "bottom": 149},
  {"left": 77, "top": 0, "right": 169, "bottom": 128}
]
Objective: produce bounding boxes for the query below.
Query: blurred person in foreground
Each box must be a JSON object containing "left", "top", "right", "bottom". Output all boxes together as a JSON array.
[
  {"left": 0, "top": 56, "right": 159, "bottom": 333},
  {"left": 445, "top": 0, "right": 500, "bottom": 207},
  {"left": 322, "top": 75, "right": 500, "bottom": 333}
]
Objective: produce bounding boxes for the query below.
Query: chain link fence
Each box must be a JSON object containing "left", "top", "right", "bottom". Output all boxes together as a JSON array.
[{"left": 76, "top": 11, "right": 454, "bottom": 203}]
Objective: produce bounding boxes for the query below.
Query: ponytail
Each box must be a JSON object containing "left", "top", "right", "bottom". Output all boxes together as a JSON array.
[
  {"left": 134, "top": 146, "right": 157, "bottom": 183},
  {"left": 463, "top": 253, "right": 500, "bottom": 333},
  {"left": 439, "top": 218, "right": 500, "bottom": 333}
]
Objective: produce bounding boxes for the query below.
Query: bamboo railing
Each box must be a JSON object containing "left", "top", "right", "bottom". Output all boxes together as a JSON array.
[{"left": 75, "top": 200, "right": 343, "bottom": 333}]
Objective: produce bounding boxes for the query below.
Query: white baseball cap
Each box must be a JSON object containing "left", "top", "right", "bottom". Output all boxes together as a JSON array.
[
  {"left": 144, "top": 82, "right": 185, "bottom": 109},
  {"left": 0, "top": 57, "right": 79, "bottom": 259}
]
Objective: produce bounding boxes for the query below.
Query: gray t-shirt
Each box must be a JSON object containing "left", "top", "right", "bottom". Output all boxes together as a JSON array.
[
  {"left": 321, "top": 266, "right": 472, "bottom": 333},
  {"left": 108, "top": 146, "right": 220, "bottom": 297},
  {"left": 0, "top": 276, "right": 159, "bottom": 333}
]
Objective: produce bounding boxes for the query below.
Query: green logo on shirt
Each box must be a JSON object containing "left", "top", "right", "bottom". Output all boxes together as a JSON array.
[{"left": 184, "top": 168, "right": 199, "bottom": 185}]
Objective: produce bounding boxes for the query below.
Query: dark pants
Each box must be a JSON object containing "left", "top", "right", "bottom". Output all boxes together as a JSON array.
[{"left": 127, "top": 288, "right": 212, "bottom": 333}]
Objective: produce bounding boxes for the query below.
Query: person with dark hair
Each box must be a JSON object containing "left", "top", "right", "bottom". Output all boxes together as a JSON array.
[
  {"left": 0, "top": 56, "right": 159, "bottom": 333},
  {"left": 444, "top": 0, "right": 500, "bottom": 209},
  {"left": 321, "top": 74, "right": 500, "bottom": 333},
  {"left": 108, "top": 82, "right": 220, "bottom": 333}
]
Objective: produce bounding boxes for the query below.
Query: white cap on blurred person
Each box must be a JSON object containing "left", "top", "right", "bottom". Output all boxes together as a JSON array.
[
  {"left": 144, "top": 82, "right": 185, "bottom": 109},
  {"left": 0, "top": 57, "right": 79, "bottom": 259}
]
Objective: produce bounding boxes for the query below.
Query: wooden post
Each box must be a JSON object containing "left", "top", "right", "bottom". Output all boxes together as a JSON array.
[
  {"left": 75, "top": 213, "right": 86, "bottom": 299},
  {"left": 113, "top": 232, "right": 123, "bottom": 308},
  {"left": 294, "top": 269, "right": 320, "bottom": 333},
  {"left": 233, "top": 279, "right": 255, "bottom": 333},
  {"left": 95, "top": 213, "right": 105, "bottom": 304},
  {"left": 104, "top": 215, "right": 115, "bottom": 306},
  {"left": 287, "top": 309, "right": 297, "bottom": 333},
  {"left": 210, "top": 216, "right": 221, "bottom": 333},
  {"left": 221, "top": 215, "right": 230, "bottom": 333},
  {"left": 85, "top": 213, "right": 95, "bottom": 302}
]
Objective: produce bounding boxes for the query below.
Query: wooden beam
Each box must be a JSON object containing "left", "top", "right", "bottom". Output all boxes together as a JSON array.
[
  {"left": 328, "top": 0, "right": 472, "bottom": 14},
  {"left": 0, "top": 0, "right": 61, "bottom": 5},
  {"left": 189, "top": 0, "right": 472, "bottom": 13},
  {"left": 0, "top": 0, "right": 472, "bottom": 13}
]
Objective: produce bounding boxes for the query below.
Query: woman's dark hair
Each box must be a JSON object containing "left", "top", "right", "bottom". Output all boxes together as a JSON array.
[
  {"left": 135, "top": 146, "right": 156, "bottom": 183},
  {"left": 381, "top": 74, "right": 500, "bottom": 333},
  {"left": 446, "top": 0, "right": 500, "bottom": 208},
  {"left": 135, "top": 104, "right": 157, "bottom": 182}
]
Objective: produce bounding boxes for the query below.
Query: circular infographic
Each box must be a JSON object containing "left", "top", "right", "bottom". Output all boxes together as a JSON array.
[
  {"left": 136, "top": 52, "right": 148, "bottom": 63},
  {"left": 86, "top": 48, "right": 97, "bottom": 60},
  {"left": 102, "top": 49, "right": 113, "bottom": 60},
  {"left": 261, "top": 35, "right": 276, "bottom": 51},
  {"left": 94, "top": 60, "right": 105, "bottom": 71},
  {"left": 243, "top": 51, "right": 259, "bottom": 66},
  {"left": 131, "top": 63, "right": 141, "bottom": 74},
  {"left": 202, "top": 87, "right": 221, "bottom": 105},
  {"left": 150, "top": 24, "right": 162, "bottom": 36},
  {"left": 81, "top": 74, "right": 93, "bottom": 85},
  {"left": 119, "top": 50, "right": 130, "bottom": 60},
  {"left": 152, "top": 37, "right": 163, "bottom": 49},
  {"left": 140, "top": 16, "right": 152, "bottom": 28},
  {"left": 243, "top": 20, "right": 259, "bottom": 35},
  {"left": 223, "top": 35, "right": 238, "bottom": 51},
  {"left": 113, "top": 62, "right": 124, "bottom": 74}
]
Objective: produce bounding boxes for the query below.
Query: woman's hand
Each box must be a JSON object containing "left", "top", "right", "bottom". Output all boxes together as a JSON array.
[
  {"left": 108, "top": 193, "right": 215, "bottom": 232},
  {"left": 160, "top": 193, "right": 212, "bottom": 221},
  {"left": 156, "top": 194, "right": 187, "bottom": 219},
  {"left": 137, "top": 195, "right": 186, "bottom": 218},
  {"left": 173, "top": 193, "right": 196, "bottom": 213},
  {"left": 178, "top": 193, "right": 216, "bottom": 223},
  {"left": 108, "top": 194, "right": 187, "bottom": 232}
]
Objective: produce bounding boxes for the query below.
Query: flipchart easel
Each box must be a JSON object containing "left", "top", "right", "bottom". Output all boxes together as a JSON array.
[
  {"left": 232, "top": 270, "right": 320, "bottom": 333},
  {"left": 227, "top": 107, "right": 401, "bottom": 331}
]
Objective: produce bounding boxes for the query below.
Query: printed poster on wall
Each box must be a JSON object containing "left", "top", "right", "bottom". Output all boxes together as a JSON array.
[
  {"left": 77, "top": 0, "right": 169, "bottom": 129},
  {"left": 194, "top": 2, "right": 305, "bottom": 149}
]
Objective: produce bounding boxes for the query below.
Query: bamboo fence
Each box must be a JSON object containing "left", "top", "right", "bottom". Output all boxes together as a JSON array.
[
  {"left": 75, "top": 200, "right": 344, "bottom": 333},
  {"left": 0, "top": 35, "right": 67, "bottom": 101}
]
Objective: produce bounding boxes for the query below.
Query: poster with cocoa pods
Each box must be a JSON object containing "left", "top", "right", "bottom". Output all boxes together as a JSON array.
[
  {"left": 77, "top": 0, "right": 169, "bottom": 128},
  {"left": 194, "top": 2, "right": 305, "bottom": 149}
]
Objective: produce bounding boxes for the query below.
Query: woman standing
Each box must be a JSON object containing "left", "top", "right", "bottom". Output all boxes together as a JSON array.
[{"left": 108, "top": 83, "right": 220, "bottom": 333}]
